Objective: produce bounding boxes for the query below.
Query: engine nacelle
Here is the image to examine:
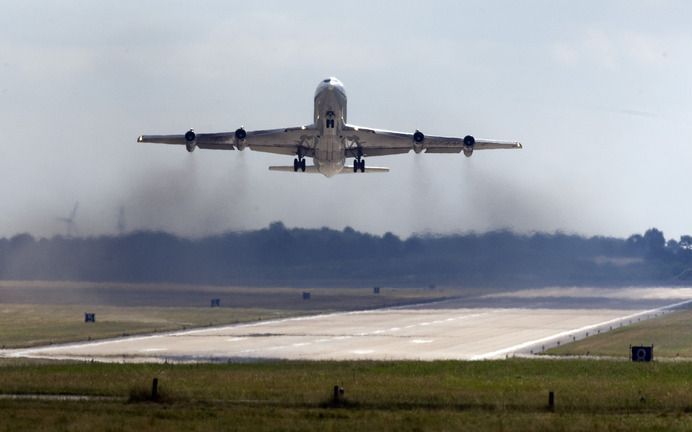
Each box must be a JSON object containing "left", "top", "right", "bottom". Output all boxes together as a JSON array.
[
  {"left": 235, "top": 127, "right": 247, "bottom": 150},
  {"left": 184, "top": 129, "right": 196, "bottom": 152},
  {"left": 412, "top": 130, "right": 425, "bottom": 153},
  {"left": 463, "top": 135, "right": 475, "bottom": 158}
]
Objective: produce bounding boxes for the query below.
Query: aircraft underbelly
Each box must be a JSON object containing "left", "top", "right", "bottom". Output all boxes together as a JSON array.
[{"left": 315, "top": 136, "right": 345, "bottom": 177}]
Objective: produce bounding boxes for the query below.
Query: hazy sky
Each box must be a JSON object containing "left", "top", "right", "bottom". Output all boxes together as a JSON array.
[{"left": 2, "top": 1, "right": 691, "bottom": 239}]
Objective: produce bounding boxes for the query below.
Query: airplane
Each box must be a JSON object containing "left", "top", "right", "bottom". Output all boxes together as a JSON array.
[{"left": 138, "top": 77, "right": 522, "bottom": 177}]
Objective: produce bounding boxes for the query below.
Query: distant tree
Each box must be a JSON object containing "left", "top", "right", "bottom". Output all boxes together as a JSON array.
[
  {"left": 0, "top": 225, "right": 686, "bottom": 286},
  {"left": 643, "top": 228, "right": 666, "bottom": 258},
  {"left": 381, "top": 232, "right": 402, "bottom": 256},
  {"left": 9, "top": 233, "right": 34, "bottom": 249},
  {"left": 678, "top": 235, "right": 692, "bottom": 263},
  {"left": 626, "top": 234, "right": 645, "bottom": 254},
  {"left": 667, "top": 239, "right": 679, "bottom": 252},
  {"left": 680, "top": 235, "right": 692, "bottom": 251}
]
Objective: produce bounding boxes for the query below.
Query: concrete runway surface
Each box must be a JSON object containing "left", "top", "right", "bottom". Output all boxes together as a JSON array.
[{"left": 6, "top": 287, "right": 692, "bottom": 362}]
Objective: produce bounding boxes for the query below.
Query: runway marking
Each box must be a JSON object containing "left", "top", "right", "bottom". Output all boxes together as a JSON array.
[
  {"left": 4, "top": 298, "right": 455, "bottom": 359},
  {"left": 470, "top": 298, "right": 692, "bottom": 360},
  {"left": 6, "top": 292, "right": 690, "bottom": 363}
]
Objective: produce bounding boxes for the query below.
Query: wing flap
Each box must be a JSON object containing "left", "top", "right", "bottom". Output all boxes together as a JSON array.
[
  {"left": 424, "top": 148, "right": 462, "bottom": 154},
  {"left": 138, "top": 126, "right": 319, "bottom": 157},
  {"left": 474, "top": 139, "right": 523, "bottom": 150},
  {"left": 342, "top": 124, "right": 522, "bottom": 156},
  {"left": 138, "top": 132, "right": 236, "bottom": 149}
]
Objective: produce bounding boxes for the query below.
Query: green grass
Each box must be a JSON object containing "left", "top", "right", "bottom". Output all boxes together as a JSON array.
[
  {"left": 0, "top": 304, "right": 300, "bottom": 348},
  {"left": 547, "top": 309, "right": 692, "bottom": 358},
  {"left": 0, "top": 359, "right": 691, "bottom": 431},
  {"left": 0, "top": 282, "right": 458, "bottom": 349}
]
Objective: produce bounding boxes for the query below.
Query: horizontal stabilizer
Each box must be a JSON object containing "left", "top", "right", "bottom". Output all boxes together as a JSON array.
[
  {"left": 269, "top": 165, "right": 321, "bottom": 173},
  {"left": 341, "top": 166, "right": 390, "bottom": 174},
  {"left": 268, "top": 165, "right": 389, "bottom": 174}
]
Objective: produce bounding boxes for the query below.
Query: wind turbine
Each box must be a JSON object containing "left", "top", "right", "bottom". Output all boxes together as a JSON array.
[
  {"left": 57, "top": 202, "right": 79, "bottom": 237},
  {"left": 117, "top": 205, "right": 127, "bottom": 235}
]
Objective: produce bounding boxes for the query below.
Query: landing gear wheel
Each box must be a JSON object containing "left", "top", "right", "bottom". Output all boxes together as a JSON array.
[
  {"left": 300, "top": 158, "right": 306, "bottom": 172},
  {"left": 353, "top": 160, "right": 359, "bottom": 173},
  {"left": 359, "top": 159, "right": 365, "bottom": 173},
  {"left": 293, "top": 158, "right": 299, "bottom": 172}
]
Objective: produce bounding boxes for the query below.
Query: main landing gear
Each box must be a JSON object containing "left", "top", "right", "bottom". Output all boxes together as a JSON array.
[
  {"left": 293, "top": 157, "right": 306, "bottom": 172},
  {"left": 353, "top": 158, "right": 365, "bottom": 173}
]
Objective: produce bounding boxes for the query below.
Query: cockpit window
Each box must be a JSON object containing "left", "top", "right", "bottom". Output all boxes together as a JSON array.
[{"left": 323, "top": 78, "right": 331, "bottom": 83}]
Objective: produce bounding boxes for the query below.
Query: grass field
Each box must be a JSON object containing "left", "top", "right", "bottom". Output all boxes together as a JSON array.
[
  {"left": 0, "top": 359, "right": 691, "bottom": 431},
  {"left": 0, "top": 281, "right": 456, "bottom": 349},
  {"left": 0, "top": 304, "right": 300, "bottom": 349},
  {"left": 3, "top": 284, "right": 692, "bottom": 429},
  {"left": 546, "top": 307, "right": 692, "bottom": 358}
]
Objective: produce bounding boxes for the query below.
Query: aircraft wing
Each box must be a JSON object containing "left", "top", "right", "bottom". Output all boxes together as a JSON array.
[
  {"left": 138, "top": 126, "right": 319, "bottom": 157},
  {"left": 341, "top": 124, "right": 522, "bottom": 157}
]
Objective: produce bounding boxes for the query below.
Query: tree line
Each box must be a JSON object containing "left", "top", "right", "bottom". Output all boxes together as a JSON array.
[{"left": 1, "top": 223, "right": 691, "bottom": 288}]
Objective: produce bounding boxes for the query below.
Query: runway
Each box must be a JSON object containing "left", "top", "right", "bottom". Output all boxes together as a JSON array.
[{"left": 6, "top": 287, "right": 692, "bottom": 362}]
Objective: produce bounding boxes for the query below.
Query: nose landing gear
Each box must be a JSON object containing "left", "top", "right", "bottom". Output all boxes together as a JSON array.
[{"left": 353, "top": 158, "right": 365, "bottom": 173}]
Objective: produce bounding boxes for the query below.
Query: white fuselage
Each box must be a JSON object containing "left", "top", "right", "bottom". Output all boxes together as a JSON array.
[{"left": 312, "top": 77, "right": 348, "bottom": 177}]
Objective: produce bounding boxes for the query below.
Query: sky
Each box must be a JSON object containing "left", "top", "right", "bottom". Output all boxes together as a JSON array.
[{"left": 1, "top": 1, "right": 691, "bottom": 240}]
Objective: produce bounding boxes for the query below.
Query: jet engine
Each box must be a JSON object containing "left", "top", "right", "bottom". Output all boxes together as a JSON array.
[
  {"left": 412, "top": 130, "right": 425, "bottom": 153},
  {"left": 235, "top": 127, "right": 247, "bottom": 150},
  {"left": 463, "top": 135, "right": 475, "bottom": 158},
  {"left": 184, "top": 129, "right": 196, "bottom": 152}
]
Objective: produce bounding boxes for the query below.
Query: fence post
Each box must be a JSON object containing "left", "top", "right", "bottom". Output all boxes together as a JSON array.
[
  {"left": 332, "top": 385, "right": 344, "bottom": 405},
  {"left": 151, "top": 378, "right": 159, "bottom": 400},
  {"left": 548, "top": 391, "right": 555, "bottom": 411}
]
